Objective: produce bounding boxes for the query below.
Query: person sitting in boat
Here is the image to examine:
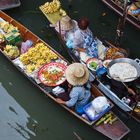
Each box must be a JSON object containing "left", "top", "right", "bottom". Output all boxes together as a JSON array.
[
  {"left": 50, "top": 15, "right": 78, "bottom": 40},
  {"left": 56, "top": 63, "right": 91, "bottom": 114},
  {"left": 110, "top": 79, "right": 137, "bottom": 105},
  {"left": 99, "top": 73, "right": 137, "bottom": 105},
  {"left": 66, "top": 18, "right": 98, "bottom": 60}
]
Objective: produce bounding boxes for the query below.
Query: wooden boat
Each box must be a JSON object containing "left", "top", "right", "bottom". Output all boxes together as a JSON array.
[
  {"left": 0, "top": 0, "right": 21, "bottom": 10},
  {"left": 101, "top": 0, "right": 140, "bottom": 30},
  {"left": 0, "top": 11, "right": 130, "bottom": 140},
  {"left": 97, "top": 41, "right": 140, "bottom": 123},
  {"left": 39, "top": 3, "right": 140, "bottom": 123}
]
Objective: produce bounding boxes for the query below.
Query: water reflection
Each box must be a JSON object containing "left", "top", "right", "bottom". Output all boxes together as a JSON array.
[{"left": 0, "top": 83, "right": 36, "bottom": 140}]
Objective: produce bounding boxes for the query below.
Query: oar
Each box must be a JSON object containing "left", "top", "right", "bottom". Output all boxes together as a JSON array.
[
  {"left": 121, "top": 81, "right": 128, "bottom": 89},
  {"left": 73, "top": 131, "right": 83, "bottom": 140}
]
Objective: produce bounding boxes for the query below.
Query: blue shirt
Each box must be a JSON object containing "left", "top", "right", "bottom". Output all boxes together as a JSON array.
[
  {"left": 66, "top": 28, "right": 98, "bottom": 58},
  {"left": 80, "top": 28, "right": 98, "bottom": 58},
  {"left": 66, "top": 86, "right": 91, "bottom": 107}
]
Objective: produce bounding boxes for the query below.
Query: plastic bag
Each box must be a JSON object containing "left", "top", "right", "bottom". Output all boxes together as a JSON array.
[
  {"left": 91, "top": 96, "right": 110, "bottom": 113},
  {"left": 21, "top": 40, "right": 33, "bottom": 54}
]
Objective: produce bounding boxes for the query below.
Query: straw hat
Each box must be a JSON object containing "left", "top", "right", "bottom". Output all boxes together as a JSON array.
[
  {"left": 65, "top": 63, "right": 89, "bottom": 86},
  {"left": 56, "top": 15, "right": 75, "bottom": 31}
]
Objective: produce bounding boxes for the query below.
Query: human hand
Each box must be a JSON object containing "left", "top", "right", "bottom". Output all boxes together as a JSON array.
[
  {"left": 49, "top": 24, "right": 55, "bottom": 27},
  {"left": 56, "top": 98, "right": 65, "bottom": 104},
  {"left": 76, "top": 48, "right": 86, "bottom": 52},
  {"left": 68, "top": 84, "right": 72, "bottom": 90},
  {"left": 127, "top": 88, "right": 136, "bottom": 95}
]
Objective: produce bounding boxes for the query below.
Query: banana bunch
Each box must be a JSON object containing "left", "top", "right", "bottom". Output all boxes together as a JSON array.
[
  {"left": 59, "top": 8, "right": 67, "bottom": 16},
  {"left": 40, "top": 0, "right": 61, "bottom": 14},
  {"left": 20, "top": 43, "right": 58, "bottom": 73},
  {"left": 0, "top": 21, "right": 9, "bottom": 33},
  {"left": 0, "top": 21, "right": 18, "bottom": 33},
  {"left": 3, "top": 45, "right": 19, "bottom": 59},
  {"left": 0, "top": 34, "right": 4, "bottom": 42}
]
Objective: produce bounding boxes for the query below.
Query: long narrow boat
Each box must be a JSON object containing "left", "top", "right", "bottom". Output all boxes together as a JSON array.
[
  {"left": 97, "top": 41, "right": 140, "bottom": 123},
  {"left": 0, "top": 11, "right": 130, "bottom": 140},
  {"left": 39, "top": 2, "right": 140, "bottom": 123},
  {"left": 0, "top": 0, "right": 21, "bottom": 10},
  {"left": 101, "top": 0, "right": 140, "bottom": 30}
]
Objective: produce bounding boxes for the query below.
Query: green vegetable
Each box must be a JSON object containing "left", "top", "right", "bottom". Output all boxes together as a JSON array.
[
  {"left": 95, "top": 113, "right": 112, "bottom": 126},
  {"left": 104, "top": 116, "right": 112, "bottom": 124},
  {"left": 89, "top": 62, "right": 97, "bottom": 69},
  {"left": 109, "top": 117, "right": 117, "bottom": 125}
]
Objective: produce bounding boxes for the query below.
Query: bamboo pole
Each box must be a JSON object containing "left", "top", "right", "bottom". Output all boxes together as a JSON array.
[
  {"left": 115, "top": 0, "right": 129, "bottom": 47},
  {"left": 73, "top": 131, "right": 83, "bottom": 140}
]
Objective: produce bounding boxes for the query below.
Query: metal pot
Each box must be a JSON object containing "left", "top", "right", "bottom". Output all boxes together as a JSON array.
[{"left": 107, "top": 58, "right": 140, "bottom": 82}]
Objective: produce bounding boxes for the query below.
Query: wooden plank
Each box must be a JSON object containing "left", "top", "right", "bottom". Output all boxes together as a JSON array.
[{"left": 94, "top": 112, "right": 130, "bottom": 140}]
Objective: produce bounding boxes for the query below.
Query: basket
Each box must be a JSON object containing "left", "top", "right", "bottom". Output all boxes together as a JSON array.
[{"left": 83, "top": 102, "right": 110, "bottom": 121}]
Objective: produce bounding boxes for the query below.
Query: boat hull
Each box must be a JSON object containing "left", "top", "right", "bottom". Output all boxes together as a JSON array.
[
  {"left": 0, "top": 10, "right": 130, "bottom": 139},
  {"left": 0, "top": 0, "right": 21, "bottom": 10}
]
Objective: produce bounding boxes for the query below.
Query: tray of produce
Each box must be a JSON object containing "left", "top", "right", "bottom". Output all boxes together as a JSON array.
[
  {"left": 38, "top": 62, "right": 67, "bottom": 86},
  {"left": 86, "top": 58, "right": 102, "bottom": 71}
]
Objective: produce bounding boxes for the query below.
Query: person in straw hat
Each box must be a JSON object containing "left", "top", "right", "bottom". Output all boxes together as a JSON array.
[
  {"left": 50, "top": 15, "right": 77, "bottom": 39},
  {"left": 56, "top": 63, "right": 91, "bottom": 114}
]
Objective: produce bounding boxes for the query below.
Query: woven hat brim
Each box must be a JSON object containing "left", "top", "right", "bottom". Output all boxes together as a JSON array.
[
  {"left": 56, "top": 20, "right": 76, "bottom": 31},
  {"left": 65, "top": 63, "right": 89, "bottom": 86}
]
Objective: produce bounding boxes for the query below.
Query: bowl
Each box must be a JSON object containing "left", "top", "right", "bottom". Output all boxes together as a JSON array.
[{"left": 86, "top": 58, "right": 102, "bottom": 71}]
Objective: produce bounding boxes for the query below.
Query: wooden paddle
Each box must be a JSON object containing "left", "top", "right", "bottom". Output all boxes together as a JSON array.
[{"left": 73, "top": 131, "right": 83, "bottom": 140}]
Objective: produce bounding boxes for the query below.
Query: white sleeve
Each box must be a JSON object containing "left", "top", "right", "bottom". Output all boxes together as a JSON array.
[{"left": 73, "top": 30, "right": 83, "bottom": 48}]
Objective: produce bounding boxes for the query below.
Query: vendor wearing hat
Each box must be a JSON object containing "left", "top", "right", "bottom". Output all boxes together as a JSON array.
[
  {"left": 56, "top": 63, "right": 91, "bottom": 114},
  {"left": 51, "top": 15, "right": 77, "bottom": 39}
]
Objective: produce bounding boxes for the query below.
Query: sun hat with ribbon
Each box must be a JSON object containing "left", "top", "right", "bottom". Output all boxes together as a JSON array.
[{"left": 65, "top": 63, "right": 89, "bottom": 86}]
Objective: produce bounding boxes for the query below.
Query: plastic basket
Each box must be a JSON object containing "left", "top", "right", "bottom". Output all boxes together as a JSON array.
[{"left": 83, "top": 102, "right": 110, "bottom": 121}]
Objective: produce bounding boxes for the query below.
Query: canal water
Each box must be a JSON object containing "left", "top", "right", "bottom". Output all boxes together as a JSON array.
[{"left": 0, "top": 0, "right": 140, "bottom": 140}]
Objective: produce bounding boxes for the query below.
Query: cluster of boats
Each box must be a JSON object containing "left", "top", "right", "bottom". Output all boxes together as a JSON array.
[
  {"left": 0, "top": 0, "right": 140, "bottom": 139},
  {"left": 0, "top": 10, "right": 130, "bottom": 140},
  {"left": 40, "top": 0, "right": 140, "bottom": 120},
  {"left": 102, "top": 0, "right": 140, "bottom": 30}
]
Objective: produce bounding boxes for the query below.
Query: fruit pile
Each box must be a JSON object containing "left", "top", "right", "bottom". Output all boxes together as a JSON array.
[
  {"left": 0, "top": 34, "right": 4, "bottom": 43},
  {"left": 40, "top": 0, "right": 61, "bottom": 14},
  {"left": 3, "top": 45, "right": 20, "bottom": 59},
  {"left": 0, "top": 21, "right": 18, "bottom": 33},
  {"left": 19, "top": 43, "right": 58, "bottom": 73}
]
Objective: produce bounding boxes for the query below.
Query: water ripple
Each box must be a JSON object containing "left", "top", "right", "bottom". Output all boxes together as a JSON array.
[{"left": 0, "top": 83, "right": 36, "bottom": 140}]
